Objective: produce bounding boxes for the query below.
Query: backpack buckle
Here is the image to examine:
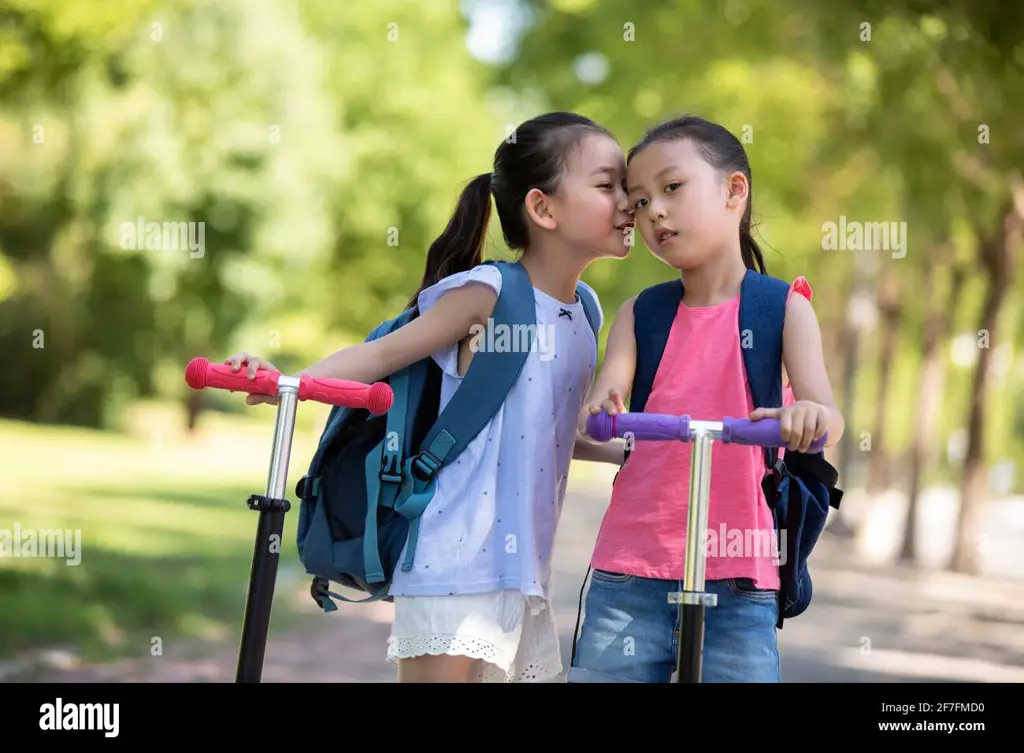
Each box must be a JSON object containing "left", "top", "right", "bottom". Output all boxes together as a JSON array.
[
  {"left": 379, "top": 454, "right": 402, "bottom": 484},
  {"left": 310, "top": 576, "right": 337, "bottom": 613},
  {"left": 762, "top": 458, "right": 787, "bottom": 511},
  {"left": 411, "top": 451, "right": 441, "bottom": 481},
  {"left": 296, "top": 475, "right": 319, "bottom": 500}
]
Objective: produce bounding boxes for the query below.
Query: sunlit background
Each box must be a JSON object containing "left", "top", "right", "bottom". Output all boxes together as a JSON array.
[{"left": 1, "top": 0, "right": 1023, "bottom": 682}]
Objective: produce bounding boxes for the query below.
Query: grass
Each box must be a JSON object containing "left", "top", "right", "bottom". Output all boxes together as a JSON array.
[{"left": 0, "top": 399, "right": 332, "bottom": 663}]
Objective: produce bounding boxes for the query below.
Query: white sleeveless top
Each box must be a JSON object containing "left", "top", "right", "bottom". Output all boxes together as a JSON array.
[{"left": 387, "top": 264, "right": 602, "bottom": 601}]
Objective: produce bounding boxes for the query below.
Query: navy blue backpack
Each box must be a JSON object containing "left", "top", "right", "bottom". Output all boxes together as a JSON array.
[
  {"left": 294, "top": 260, "right": 601, "bottom": 611},
  {"left": 628, "top": 269, "right": 843, "bottom": 629}
]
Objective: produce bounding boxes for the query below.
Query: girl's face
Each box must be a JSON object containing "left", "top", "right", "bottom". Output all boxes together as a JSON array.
[
  {"left": 626, "top": 138, "right": 742, "bottom": 270},
  {"left": 548, "top": 132, "right": 634, "bottom": 259}
]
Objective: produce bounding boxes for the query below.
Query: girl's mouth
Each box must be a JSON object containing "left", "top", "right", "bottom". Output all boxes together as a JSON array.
[{"left": 656, "top": 229, "right": 677, "bottom": 244}]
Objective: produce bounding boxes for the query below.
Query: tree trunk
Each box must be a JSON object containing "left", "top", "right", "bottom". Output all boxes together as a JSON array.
[
  {"left": 186, "top": 390, "right": 204, "bottom": 434},
  {"left": 952, "top": 299, "right": 998, "bottom": 574},
  {"left": 833, "top": 256, "right": 878, "bottom": 539},
  {"left": 836, "top": 313, "right": 862, "bottom": 486},
  {"left": 828, "top": 317, "right": 861, "bottom": 538},
  {"left": 950, "top": 195, "right": 1023, "bottom": 573},
  {"left": 866, "top": 272, "right": 903, "bottom": 495},
  {"left": 900, "top": 255, "right": 965, "bottom": 562}
]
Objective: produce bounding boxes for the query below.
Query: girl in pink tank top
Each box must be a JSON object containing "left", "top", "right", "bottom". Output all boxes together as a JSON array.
[{"left": 567, "top": 116, "right": 844, "bottom": 684}]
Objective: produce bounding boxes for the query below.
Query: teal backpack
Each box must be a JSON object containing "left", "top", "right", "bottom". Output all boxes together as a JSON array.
[{"left": 294, "top": 260, "right": 601, "bottom": 611}]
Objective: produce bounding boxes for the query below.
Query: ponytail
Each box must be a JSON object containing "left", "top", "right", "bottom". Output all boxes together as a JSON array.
[
  {"left": 739, "top": 204, "right": 766, "bottom": 275},
  {"left": 406, "top": 172, "right": 493, "bottom": 310}
]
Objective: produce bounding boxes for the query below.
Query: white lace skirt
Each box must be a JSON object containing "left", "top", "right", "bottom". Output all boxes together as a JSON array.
[{"left": 386, "top": 589, "right": 563, "bottom": 682}]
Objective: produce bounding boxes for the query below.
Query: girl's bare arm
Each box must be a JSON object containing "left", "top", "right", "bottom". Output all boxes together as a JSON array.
[
  {"left": 780, "top": 293, "right": 845, "bottom": 447},
  {"left": 573, "top": 437, "right": 626, "bottom": 464},
  {"left": 299, "top": 283, "right": 497, "bottom": 384},
  {"left": 578, "top": 295, "right": 638, "bottom": 440}
]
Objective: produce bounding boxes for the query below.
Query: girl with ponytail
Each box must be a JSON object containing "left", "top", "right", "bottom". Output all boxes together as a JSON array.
[{"left": 223, "top": 112, "right": 635, "bottom": 682}]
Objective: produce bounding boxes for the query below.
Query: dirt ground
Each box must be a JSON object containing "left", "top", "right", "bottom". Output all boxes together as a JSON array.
[{"left": 12, "top": 485, "right": 1024, "bottom": 684}]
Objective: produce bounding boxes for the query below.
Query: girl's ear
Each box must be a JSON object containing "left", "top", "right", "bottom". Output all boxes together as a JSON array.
[
  {"left": 524, "top": 187, "right": 558, "bottom": 232},
  {"left": 725, "top": 171, "right": 749, "bottom": 208}
]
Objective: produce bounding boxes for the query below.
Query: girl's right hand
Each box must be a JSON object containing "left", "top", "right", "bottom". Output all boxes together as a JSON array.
[
  {"left": 591, "top": 389, "right": 627, "bottom": 416},
  {"left": 578, "top": 389, "right": 628, "bottom": 439},
  {"left": 224, "top": 351, "right": 281, "bottom": 405}
]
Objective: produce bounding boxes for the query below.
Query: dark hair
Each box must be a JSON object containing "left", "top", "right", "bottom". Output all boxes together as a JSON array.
[
  {"left": 627, "top": 115, "right": 766, "bottom": 275},
  {"left": 406, "top": 112, "right": 614, "bottom": 309}
]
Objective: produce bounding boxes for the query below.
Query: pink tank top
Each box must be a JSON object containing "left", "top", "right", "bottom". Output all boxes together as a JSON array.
[{"left": 590, "top": 277, "right": 812, "bottom": 589}]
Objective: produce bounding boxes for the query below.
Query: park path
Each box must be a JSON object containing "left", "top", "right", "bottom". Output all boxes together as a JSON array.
[{"left": 14, "top": 475, "right": 1024, "bottom": 683}]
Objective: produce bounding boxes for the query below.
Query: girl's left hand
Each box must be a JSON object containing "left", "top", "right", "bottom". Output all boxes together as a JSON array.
[{"left": 750, "top": 400, "right": 830, "bottom": 452}]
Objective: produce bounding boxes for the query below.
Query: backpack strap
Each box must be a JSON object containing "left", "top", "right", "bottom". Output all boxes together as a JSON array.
[
  {"left": 738, "top": 270, "right": 808, "bottom": 631},
  {"left": 361, "top": 365, "right": 411, "bottom": 584},
  {"left": 394, "top": 259, "right": 536, "bottom": 573},
  {"left": 310, "top": 576, "right": 391, "bottom": 611},
  {"left": 311, "top": 362, "right": 415, "bottom": 604},
  {"left": 736, "top": 269, "right": 790, "bottom": 471},
  {"left": 575, "top": 283, "right": 601, "bottom": 342},
  {"left": 413, "top": 259, "right": 534, "bottom": 468},
  {"left": 630, "top": 278, "right": 683, "bottom": 412}
]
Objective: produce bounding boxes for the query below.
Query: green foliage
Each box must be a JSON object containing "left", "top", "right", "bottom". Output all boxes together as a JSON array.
[{"left": 0, "top": 0, "right": 1022, "bottom": 484}]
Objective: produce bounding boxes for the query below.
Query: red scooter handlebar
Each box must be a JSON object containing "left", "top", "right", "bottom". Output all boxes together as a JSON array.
[{"left": 184, "top": 357, "right": 393, "bottom": 413}]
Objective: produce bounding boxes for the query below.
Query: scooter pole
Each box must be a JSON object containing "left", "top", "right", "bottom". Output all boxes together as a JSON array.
[
  {"left": 586, "top": 411, "right": 825, "bottom": 683},
  {"left": 676, "top": 421, "right": 715, "bottom": 683},
  {"left": 234, "top": 376, "right": 298, "bottom": 684},
  {"left": 184, "top": 357, "right": 393, "bottom": 683}
]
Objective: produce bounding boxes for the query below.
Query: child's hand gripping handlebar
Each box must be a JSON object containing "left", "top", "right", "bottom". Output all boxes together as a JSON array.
[
  {"left": 184, "top": 356, "right": 394, "bottom": 413},
  {"left": 585, "top": 410, "right": 827, "bottom": 452},
  {"left": 584, "top": 408, "right": 827, "bottom": 685}
]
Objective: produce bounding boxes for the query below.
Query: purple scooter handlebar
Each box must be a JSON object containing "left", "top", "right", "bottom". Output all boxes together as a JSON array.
[{"left": 585, "top": 410, "right": 828, "bottom": 452}]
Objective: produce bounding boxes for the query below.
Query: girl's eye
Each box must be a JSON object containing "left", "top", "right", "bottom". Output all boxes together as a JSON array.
[
  {"left": 597, "top": 182, "right": 613, "bottom": 189},
  {"left": 666, "top": 182, "right": 682, "bottom": 192},
  {"left": 633, "top": 198, "right": 648, "bottom": 211}
]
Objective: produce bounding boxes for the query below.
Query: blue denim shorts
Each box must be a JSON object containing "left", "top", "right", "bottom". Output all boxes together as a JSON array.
[{"left": 567, "top": 569, "right": 781, "bottom": 683}]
